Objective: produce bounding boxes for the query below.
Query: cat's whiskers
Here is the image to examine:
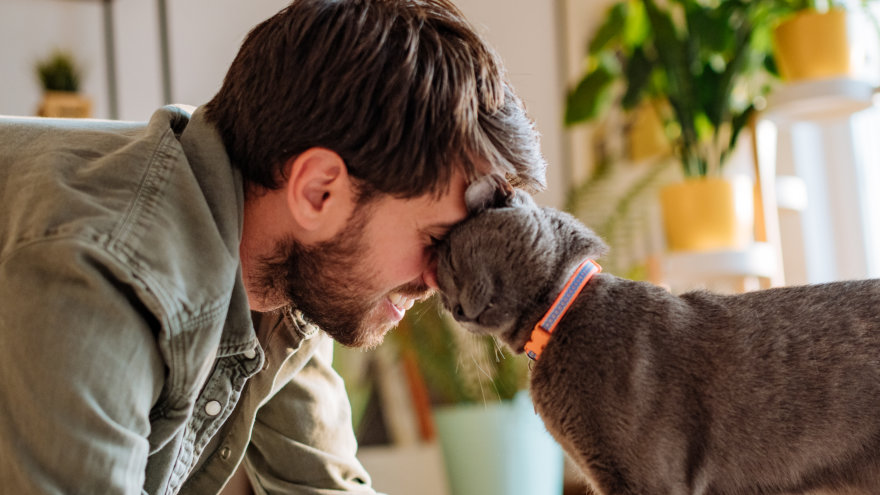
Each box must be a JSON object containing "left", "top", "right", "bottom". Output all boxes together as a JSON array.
[
  {"left": 447, "top": 314, "right": 509, "bottom": 405},
  {"left": 491, "top": 336, "right": 505, "bottom": 362},
  {"left": 473, "top": 358, "right": 501, "bottom": 406},
  {"left": 476, "top": 335, "right": 508, "bottom": 405},
  {"left": 458, "top": 331, "right": 503, "bottom": 405}
]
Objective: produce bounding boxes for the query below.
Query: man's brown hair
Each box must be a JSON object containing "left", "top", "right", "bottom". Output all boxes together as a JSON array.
[{"left": 205, "top": 0, "right": 546, "bottom": 199}]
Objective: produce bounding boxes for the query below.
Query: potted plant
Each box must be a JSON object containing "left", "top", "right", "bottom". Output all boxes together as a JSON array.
[
  {"left": 566, "top": 0, "right": 785, "bottom": 252},
  {"left": 36, "top": 50, "right": 91, "bottom": 118},
  {"left": 391, "top": 298, "right": 564, "bottom": 495},
  {"left": 333, "top": 297, "right": 564, "bottom": 495},
  {"left": 772, "top": 0, "right": 879, "bottom": 82},
  {"left": 562, "top": 98, "right": 676, "bottom": 278}
]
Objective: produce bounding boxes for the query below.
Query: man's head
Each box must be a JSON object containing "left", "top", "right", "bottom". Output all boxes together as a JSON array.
[
  {"left": 205, "top": 0, "right": 547, "bottom": 347},
  {"left": 205, "top": 0, "right": 545, "bottom": 198}
]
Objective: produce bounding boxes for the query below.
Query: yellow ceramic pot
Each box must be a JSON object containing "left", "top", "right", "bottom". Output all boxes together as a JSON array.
[
  {"left": 773, "top": 9, "right": 851, "bottom": 81},
  {"left": 628, "top": 101, "right": 670, "bottom": 162},
  {"left": 37, "top": 91, "right": 92, "bottom": 118},
  {"left": 659, "top": 176, "right": 753, "bottom": 252}
]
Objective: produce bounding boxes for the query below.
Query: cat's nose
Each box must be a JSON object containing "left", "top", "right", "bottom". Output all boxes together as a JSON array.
[{"left": 452, "top": 304, "right": 473, "bottom": 323}]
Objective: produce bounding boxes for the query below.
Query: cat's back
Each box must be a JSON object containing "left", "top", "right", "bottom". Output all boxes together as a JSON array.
[
  {"left": 528, "top": 274, "right": 704, "bottom": 492},
  {"left": 528, "top": 276, "right": 880, "bottom": 494}
]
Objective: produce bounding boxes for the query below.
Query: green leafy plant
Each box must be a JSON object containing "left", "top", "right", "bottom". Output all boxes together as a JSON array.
[
  {"left": 333, "top": 296, "right": 529, "bottom": 438},
  {"left": 565, "top": 152, "right": 676, "bottom": 278},
  {"left": 566, "top": 0, "right": 786, "bottom": 177},
  {"left": 781, "top": 0, "right": 876, "bottom": 12},
  {"left": 36, "top": 50, "right": 81, "bottom": 92},
  {"left": 395, "top": 297, "right": 529, "bottom": 405},
  {"left": 776, "top": 0, "right": 825, "bottom": 9}
]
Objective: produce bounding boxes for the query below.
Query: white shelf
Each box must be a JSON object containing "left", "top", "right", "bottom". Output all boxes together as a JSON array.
[
  {"left": 764, "top": 78, "right": 876, "bottom": 123},
  {"left": 662, "top": 243, "right": 779, "bottom": 293},
  {"left": 775, "top": 175, "right": 808, "bottom": 212}
]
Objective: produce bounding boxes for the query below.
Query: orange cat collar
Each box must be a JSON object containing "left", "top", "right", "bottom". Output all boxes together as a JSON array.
[{"left": 524, "top": 258, "right": 601, "bottom": 361}]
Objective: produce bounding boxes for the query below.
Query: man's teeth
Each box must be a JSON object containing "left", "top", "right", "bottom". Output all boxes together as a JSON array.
[{"left": 390, "top": 294, "right": 416, "bottom": 310}]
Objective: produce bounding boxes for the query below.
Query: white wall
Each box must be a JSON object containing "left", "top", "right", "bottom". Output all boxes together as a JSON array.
[
  {"left": 1, "top": 1, "right": 107, "bottom": 117},
  {"left": 452, "top": 0, "right": 568, "bottom": 206},
  {"left": 0, "top": 0, "right": 288, "bottom": 121},
  {"left": 0, "top": 0, "right": 581, "bottom": 206},
  {"left": 164, "top": 0, "right": 291, "bottom": 112}
]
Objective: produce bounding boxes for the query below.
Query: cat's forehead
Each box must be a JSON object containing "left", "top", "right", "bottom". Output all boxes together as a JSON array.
[
  {"left": 444, "top": 208, "right": 545, "bottom": 263},
  {"left": 460, "top": 206, "right": 538, "bottom": 234}
]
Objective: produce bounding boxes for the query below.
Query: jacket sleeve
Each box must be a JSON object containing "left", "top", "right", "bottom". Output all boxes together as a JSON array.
[
  {"left": 244, "top": 332, "right": 384, "bottom": 494},
  {"left": 0, "top": 240, "right": 164, "bottom": 494}
]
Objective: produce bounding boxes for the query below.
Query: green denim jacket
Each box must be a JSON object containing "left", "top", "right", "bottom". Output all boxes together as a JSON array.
[{"left": 0, "top": 106, "right": 377, "bottom": 494}]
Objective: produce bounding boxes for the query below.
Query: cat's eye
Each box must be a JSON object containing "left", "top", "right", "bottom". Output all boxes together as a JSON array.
[{"left": 426, "top": 235, "right": 449, "bottom": 256}]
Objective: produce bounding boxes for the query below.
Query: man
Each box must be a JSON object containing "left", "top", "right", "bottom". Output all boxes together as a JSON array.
[{"left": 0, "top": 0, "right": 546, "bottom": 493}]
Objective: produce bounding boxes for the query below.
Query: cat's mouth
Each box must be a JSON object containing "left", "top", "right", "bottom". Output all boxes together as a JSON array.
[
  {"left": 454, "top": 319, "right": 494, "bottom": 335},
  {"left": 456, "top": 318, "right": 522, "bottom": 352},
  {"left": 444, "top": 300, "right": 516, "bottom": 335}
]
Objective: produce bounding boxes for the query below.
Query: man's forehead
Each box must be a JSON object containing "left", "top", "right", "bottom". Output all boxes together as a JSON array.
[{"left": 419, "top": 171, "right": 469, "bottom": 228}]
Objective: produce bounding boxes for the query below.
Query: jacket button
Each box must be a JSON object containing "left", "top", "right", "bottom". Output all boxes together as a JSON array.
[
  {"left": 243, "top": 348, "right": 257, "bottom": 360},
  {"left": 219, "top": 446, "right": 231, "bottom": 460},
  {"left": 205, "top": 400, "right": 222, "bottom": 416}
]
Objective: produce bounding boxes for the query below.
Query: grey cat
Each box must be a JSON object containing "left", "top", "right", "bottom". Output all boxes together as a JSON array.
[{"left": 434, "top": 177, "right": 880, "bottom": 495}]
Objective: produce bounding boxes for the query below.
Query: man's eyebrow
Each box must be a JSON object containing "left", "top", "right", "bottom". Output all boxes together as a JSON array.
[{"left": 422, "top": 220, "right": 459, "bottom": 238}]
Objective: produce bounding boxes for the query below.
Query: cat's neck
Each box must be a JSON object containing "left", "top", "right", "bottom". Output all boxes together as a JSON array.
[
  {"left": 524, "top": 258, "right": 601, "bottom": 360},
  {"left": 509, "top": 255, "right": 599, "bottom": 352}
]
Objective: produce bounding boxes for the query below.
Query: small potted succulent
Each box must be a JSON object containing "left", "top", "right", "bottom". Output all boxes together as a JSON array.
[{"left": 36, "top": 50, "right": 92, "bottom": 118}]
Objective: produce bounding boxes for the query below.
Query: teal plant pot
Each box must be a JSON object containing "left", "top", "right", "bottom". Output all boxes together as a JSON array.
[{"left": 432, "top": 390, "right": 563, "bottom": 495}]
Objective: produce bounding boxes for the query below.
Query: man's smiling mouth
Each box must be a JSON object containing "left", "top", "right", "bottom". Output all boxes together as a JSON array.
[{"left": 389, "top": 293, "right": 416, "bottom": 311}]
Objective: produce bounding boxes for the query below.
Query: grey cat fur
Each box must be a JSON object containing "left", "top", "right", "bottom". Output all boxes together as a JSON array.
[{"left": 435, "top": 182, "right": 880, "bottom": 495}]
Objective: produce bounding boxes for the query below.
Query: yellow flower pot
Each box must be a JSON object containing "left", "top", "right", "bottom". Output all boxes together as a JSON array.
[
  {"left": 773, "top": 9, "right": 852, "bottom": 81},
  {"left": 628, "top": 101, "right": 670, "bottom": 162},
  {"left": 37, "top": 91, "right": 92, "bottom": 118},
  {"left": 659, "top": 176, "right": 753, "bottom": 252}
]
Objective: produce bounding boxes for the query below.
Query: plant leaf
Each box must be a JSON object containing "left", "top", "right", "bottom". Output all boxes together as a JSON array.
[
  {"left": 589, "top": 2, "right": 628, "bottom": 54},
  {"left": 623, "top": 0, "right": 650, "bottom": 48},
  {"left": 643, "top": 0, "right": 698, "bottom": 158},
  {"left": 565, "top": 63, "right": 616, "bottom": 125},
  {"left": 621, "top": 47, "right": 654, "bottom": 109}
]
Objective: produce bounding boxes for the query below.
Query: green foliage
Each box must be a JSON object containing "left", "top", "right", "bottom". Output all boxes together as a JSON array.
[
  {"left": 565, "top": 151, "right": 678, "bottom": 278},
  {"left": 36, "top": 51, "right": 81, "bottom": 92},
  {"left": 565, "top": 0, "right": 789, "bottom": 177},
  {"left": 394, "top": 297, "right": 529, "bottom": 405}
]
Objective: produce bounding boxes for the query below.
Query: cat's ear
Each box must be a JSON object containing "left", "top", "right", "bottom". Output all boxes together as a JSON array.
[{"left": 465, "top": 173, "right": 514, "bottom": 213}]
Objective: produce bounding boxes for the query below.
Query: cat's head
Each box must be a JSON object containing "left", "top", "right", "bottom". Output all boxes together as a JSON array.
[{"left": 435, "top": 174, "right": 607, "bottom": 349}]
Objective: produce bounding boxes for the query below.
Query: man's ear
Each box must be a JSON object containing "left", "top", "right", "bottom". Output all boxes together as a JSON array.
[{"left": 284, "top": 148, "right": 354, "bottom": 240}]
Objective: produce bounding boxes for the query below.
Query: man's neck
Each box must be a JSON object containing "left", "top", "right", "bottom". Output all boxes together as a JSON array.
[{"left": 239, "top": 186, "right": 295, "bottom": 312}]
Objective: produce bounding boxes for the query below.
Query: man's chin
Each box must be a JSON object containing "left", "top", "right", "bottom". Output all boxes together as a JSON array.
[
  {"left": 323, "top": 306, "right": 397, "bottom": 349},
  {"left": 330, "top": 322, "right": 392, "bottom": 350},
  {"left": 297, "top": 293, "right": 421, "bottom": 349}
]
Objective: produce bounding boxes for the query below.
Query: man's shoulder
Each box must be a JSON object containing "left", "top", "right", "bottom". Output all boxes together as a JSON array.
[
  {"left": 0, "top": 107, "right": 189, "bottom": 254},
  {"left": 0, "top": 106, "right": 243, "bottom": 324}
]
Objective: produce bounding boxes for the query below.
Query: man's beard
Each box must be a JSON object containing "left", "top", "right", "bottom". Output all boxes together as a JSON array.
[{"left": 254, "top": 203, "right": 430, "bottom": 348}]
